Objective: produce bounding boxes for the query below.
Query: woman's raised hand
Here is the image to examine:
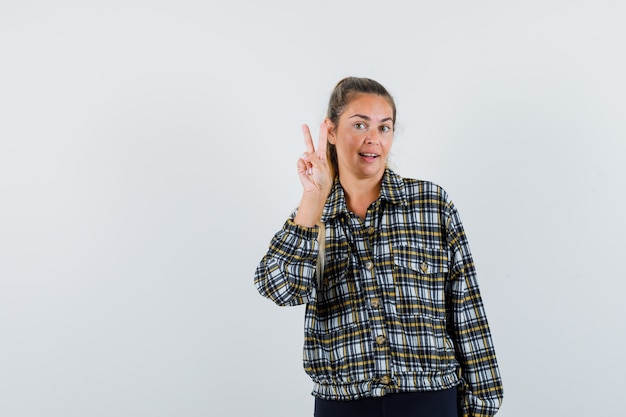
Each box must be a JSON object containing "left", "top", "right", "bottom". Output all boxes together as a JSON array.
[
  {"left": 297, "top": 122, "right": 332, "bottom": 196},
  {"left": 294, "top": 122, "right": 333, "bottom": 227}
]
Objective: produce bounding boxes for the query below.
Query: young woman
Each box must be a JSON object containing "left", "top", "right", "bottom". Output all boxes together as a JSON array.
[{"left": 254, "top": 77, "right": 503, "bottom": 417}]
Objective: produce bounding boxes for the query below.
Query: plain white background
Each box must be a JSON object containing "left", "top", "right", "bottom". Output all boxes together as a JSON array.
[{"left": 1, "top": 1, "right": 625, "bottom": 416}]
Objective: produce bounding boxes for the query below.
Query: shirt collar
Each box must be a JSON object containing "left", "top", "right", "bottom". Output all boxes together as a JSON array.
[{"left": 321, "top": 167, "right": 407, "bottom": 223}]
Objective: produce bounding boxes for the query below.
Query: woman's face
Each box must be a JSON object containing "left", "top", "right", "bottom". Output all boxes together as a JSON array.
[{"left": 329, "top": 93, "right": 394, "bottom": 181}]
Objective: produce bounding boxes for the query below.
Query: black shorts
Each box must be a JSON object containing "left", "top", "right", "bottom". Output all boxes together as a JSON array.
[{"left": 314, "top": 387, "right": 458, "bottom": 417}]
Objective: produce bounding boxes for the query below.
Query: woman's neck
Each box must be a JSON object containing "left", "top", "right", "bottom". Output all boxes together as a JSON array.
[{"left": 339, "top": 174, "right": 383, "bottom": 219}]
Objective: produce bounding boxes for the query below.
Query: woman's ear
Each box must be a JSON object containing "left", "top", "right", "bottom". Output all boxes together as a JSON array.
[{"left": 324, "top": 118, "right": 336, "bottom": 144}]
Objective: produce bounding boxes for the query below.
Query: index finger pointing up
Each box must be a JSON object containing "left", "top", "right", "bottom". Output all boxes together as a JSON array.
[
  {"left": 301, "top": 124, "right": 315, "bottom": 153},
  {"left": 317, "top": 121, "right": 329, "bottom": 154}
]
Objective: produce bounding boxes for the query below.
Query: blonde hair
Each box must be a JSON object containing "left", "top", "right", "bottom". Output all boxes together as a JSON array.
[{"left": 316, "top": 222, "right": 325, "bottom": 287}]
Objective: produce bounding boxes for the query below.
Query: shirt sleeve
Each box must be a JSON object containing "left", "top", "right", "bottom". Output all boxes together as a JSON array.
[
  {"left": 253, "top": 218, "right": 319, "bottom": 307},
  {"left": 444, "top": 200, "right": 504, "bottom": 417}
]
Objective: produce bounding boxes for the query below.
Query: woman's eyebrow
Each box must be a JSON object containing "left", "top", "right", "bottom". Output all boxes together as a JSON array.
[
  {"left": 348, "top": 114, "right": 394, "bottom": 123},
  {"left": 349, "top": 113, "right": 370, "bottom": 120}
]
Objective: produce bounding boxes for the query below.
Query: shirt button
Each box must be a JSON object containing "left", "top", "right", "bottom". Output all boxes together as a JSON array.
[
  {"left": 380, "top": 375, "right": 391, "bottom": 385},
  {"left": 420, "top": 261, "right": 428, "bottom": 273},
  {"left": 371, "top": 298, "right": 380, "bottom": 309},
  {"left": 376, "top": 335, "right": 386, "bottom": 345},
  {"left": 367, "top": 226, "right": 376, "bottom": 236},
  {"left": 364, "top": 260, "right": 374, "bottom": 270}
]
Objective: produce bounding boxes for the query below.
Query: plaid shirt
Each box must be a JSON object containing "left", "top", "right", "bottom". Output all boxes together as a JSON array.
[{"left": 254, "top": 168, "right": 503, "bottom": 417}]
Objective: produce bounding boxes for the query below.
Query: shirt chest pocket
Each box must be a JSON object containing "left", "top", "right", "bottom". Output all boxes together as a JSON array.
[
  {"left": 315, "top": 254, "right": 363, "bottom": 331},
  {"left": 392, "top": 245, "right": 449, "bottom": 318}
]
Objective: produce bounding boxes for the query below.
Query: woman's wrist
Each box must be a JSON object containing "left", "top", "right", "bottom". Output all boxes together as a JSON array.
[{"left": 293, "top": 192, "right": 327, "bottom": 227}]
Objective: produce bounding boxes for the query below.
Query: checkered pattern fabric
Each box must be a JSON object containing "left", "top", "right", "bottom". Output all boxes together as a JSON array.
[{"left": 254, "top": 168, "right": 503, "bottom": 416}]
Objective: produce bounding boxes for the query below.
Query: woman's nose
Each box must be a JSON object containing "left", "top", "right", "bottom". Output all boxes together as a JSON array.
[{"left": 365, "top": 132, "right": 381, "bottom": 144}]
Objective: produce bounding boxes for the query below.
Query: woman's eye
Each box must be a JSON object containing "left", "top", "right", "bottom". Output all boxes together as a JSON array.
[
  {"left": 380, "top": 125, "right": 391, "bottom": 133},
  {"left": 354, "top": 122, "right": 366, "bottom": 130}
]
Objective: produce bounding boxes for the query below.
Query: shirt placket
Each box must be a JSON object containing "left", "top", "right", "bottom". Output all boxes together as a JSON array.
[{"left": 346, "top": 202, "right": 392, "bottom": 394}]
